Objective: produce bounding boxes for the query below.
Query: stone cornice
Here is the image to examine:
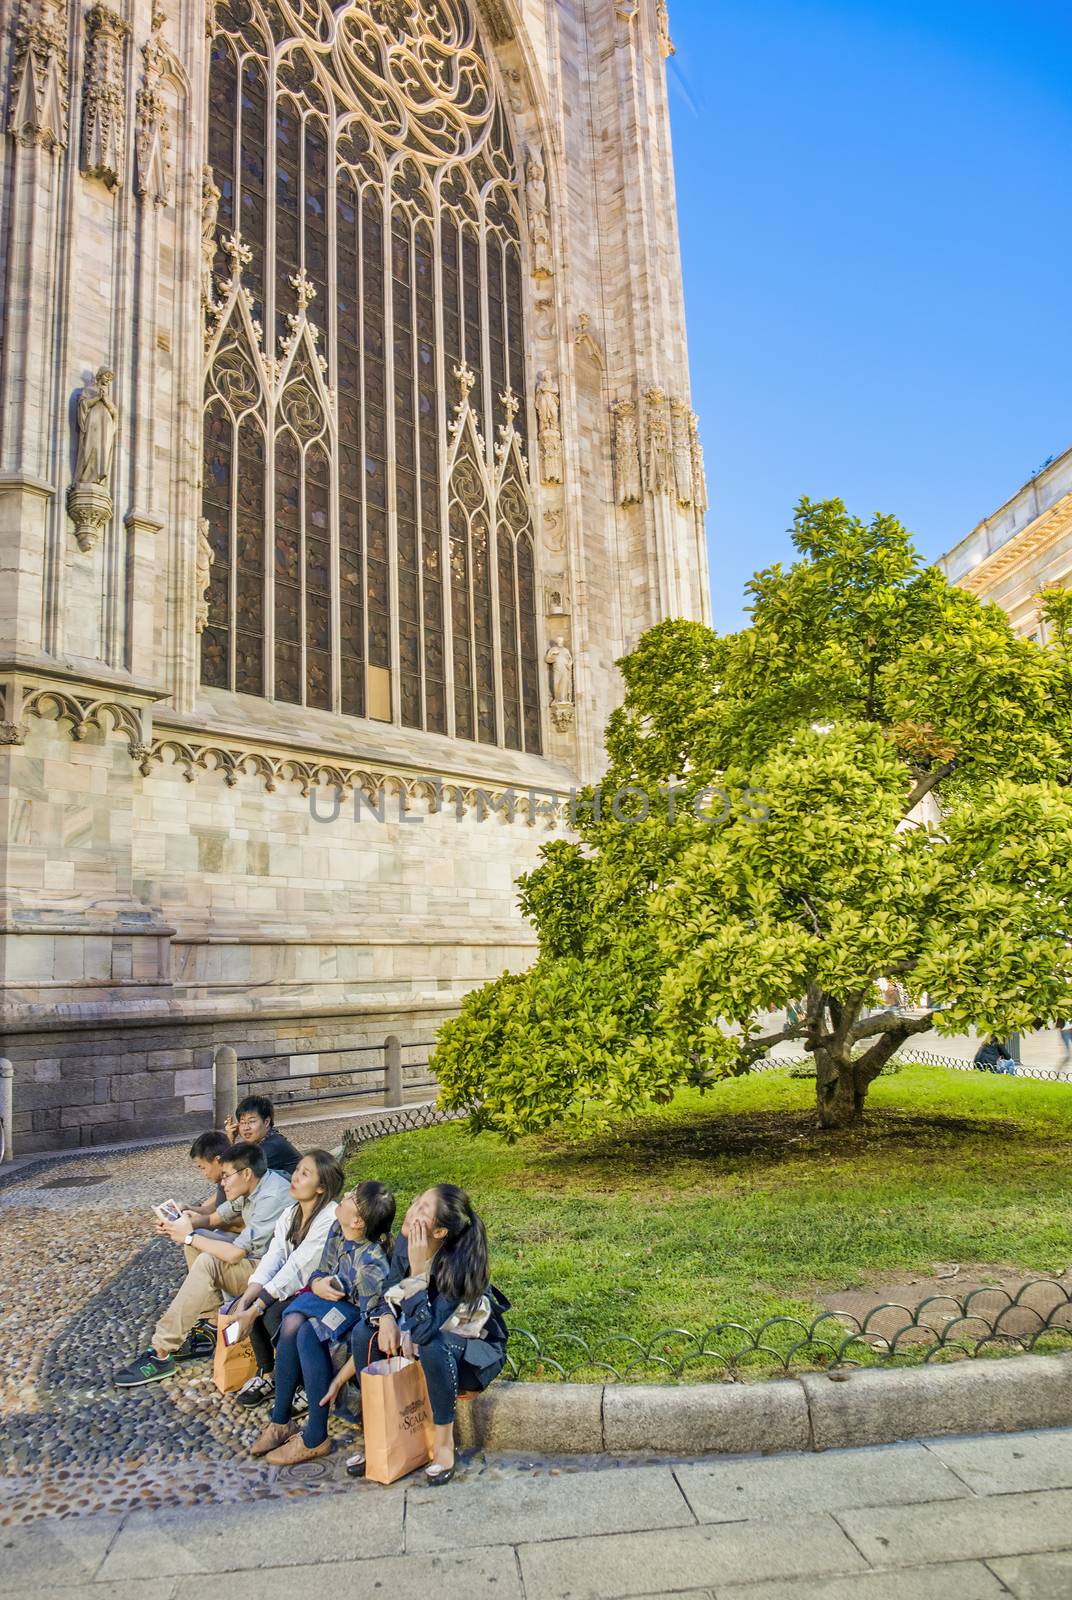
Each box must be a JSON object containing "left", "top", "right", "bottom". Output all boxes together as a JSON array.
[
  {"left": 2, "top": 670, "right": 572, "bottom": 821},
  {"left": 956, "top": 491, "right": 1072, "bottom": 596}
]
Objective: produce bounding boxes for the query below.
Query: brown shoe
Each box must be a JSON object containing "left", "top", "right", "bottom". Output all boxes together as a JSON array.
[
  {"left": 265, "top": 1432, "right": 332, "bottom": 1466},
  {"left": 250, "top": 1421, "right": 294, "bottom": 1458}
]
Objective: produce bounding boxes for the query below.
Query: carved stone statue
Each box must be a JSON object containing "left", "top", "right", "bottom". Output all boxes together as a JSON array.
[
  {"left": 644, "top": 386, "right": 670, "bottom": 495},
  {"left": 546, "top": 635, "right": 574, "bottom": 706},
  {"left": 135, "top": 13, "right": 170, "bottom": 207},
  {"left": 689, "top": 410, "right": 708, "bottom": 513},
  {"left": 656, "top": 0, "right": 675, "bottom": 58},
  {"left": 671, "top": 398, "right": 693, "bottom": 506},
  {"left": 195, "top": 517, "right": 214, "bottom": 632},
  {"left": 74, "top": 367, "right": 117, "bottom": 484},
  {"left": 612, "top": 398, "right": 642, "bottom": 505},
  {"left": 201, "top": 167, "right": 221, "bottom": 309},
  {"left": 535, "top": 372, "right": 563, "bottom": 484},
  {"left": 67, "top": 365, "right": 117, "bottom": 551},
  {"left": 526, "top": 149, "right": 554, "bottom": 278}
]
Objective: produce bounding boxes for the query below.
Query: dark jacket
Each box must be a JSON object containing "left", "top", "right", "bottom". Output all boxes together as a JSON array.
[
  {"left": 382, "top": 1236, "right": 510, "bottom": 1390},
  {"left": 258, "top": 1127, "right": 301, "bottom": 1176}
]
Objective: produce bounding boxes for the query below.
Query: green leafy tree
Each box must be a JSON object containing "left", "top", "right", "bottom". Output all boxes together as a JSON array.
[{"left": 434, "top": 500, "right": 1072, "bottom": 1131}]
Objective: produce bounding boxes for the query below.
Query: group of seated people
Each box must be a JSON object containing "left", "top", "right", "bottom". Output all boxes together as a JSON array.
[{"left": 113, "top": 1094, "right": 507, "bottom": 1486}]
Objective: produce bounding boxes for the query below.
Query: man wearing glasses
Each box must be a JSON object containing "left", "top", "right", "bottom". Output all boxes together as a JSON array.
[{"left": 114, "top": 1142, "right": 292, "bottom": 1387}]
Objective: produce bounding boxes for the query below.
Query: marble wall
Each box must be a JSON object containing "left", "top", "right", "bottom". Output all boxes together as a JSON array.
[{"left": 0, "top": 0, "right": 709, "bottom": 1151}]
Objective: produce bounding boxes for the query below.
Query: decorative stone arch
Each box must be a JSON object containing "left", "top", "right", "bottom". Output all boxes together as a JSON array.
[{"left": 198, "top": 0, "right": 553, "bottom": 754}]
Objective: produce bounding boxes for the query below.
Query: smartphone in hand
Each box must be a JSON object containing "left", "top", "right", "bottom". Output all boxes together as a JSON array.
[{"left": 223, "top": 1320, "right": 243, "bottom": 1346}]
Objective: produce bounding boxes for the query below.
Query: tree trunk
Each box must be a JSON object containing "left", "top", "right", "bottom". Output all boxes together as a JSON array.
[{"left": 814, "top": 1048, "right": 859, "bottom": 1129}]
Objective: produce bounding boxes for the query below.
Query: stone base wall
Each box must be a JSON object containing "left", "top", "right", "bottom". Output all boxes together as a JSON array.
[{"left": 4, "top": 1000, "right": 466, "bottom": 1154}]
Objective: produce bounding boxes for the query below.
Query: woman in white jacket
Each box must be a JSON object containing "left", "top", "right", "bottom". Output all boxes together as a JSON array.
[{"left": 222, "top": 1148, "right": 343, "bottom": 1408}]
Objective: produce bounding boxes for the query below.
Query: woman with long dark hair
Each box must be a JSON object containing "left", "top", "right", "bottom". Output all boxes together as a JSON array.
[
  {"left": 222, "top": 1149, "right": 344, "bottom": 1408},
  {"left": 332, "top": 1184, "right": 509, "bottom": 1486},
  {"left": 249, "top": 1179, "right": 396, "bottom": 1465}
]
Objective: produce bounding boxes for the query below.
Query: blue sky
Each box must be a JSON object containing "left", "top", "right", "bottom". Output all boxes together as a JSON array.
[{"left": 668, "top": 0, "right": 1072, "bottom": 633}]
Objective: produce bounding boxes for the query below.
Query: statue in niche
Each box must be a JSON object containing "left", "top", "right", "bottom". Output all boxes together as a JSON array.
[
  {"left": 201, "top": 166, "right": 220, "bottom": 310},
  {"left": 671, "top": 398, "right": 693, "bottom": 506},
  {"left": 74, "top": 366, "right": 117, "bottom": 484},
  {"left": 195, "top": 517, "right": 214, "bottom": 632},
  {"left": 612, "top": 398, "right": 642, "bottom": 505},
  {"left": 546, "top": 635, "right": 574, "bottom": 705},
  {"left": 67, "top": 365, "right": 117, "bottom": 551},
  {"left": 526, "top": 149, "right": 554, "bottom": 278},
  {"left": 535, "top": 371, "right": 563, "bottom": 484},
  {"left": 644, "top": 385, "right": 670, "bottom": 495}
]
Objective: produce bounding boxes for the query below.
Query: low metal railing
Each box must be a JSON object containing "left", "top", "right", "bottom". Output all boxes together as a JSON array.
[{"left": 213, "top": 1037, "right": 438, "bottom": 1124}]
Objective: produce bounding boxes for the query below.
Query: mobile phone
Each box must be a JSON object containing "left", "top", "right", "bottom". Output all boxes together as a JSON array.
[
  {"left": 152, "top": 1200, "right": 182, "bottom": 1224},
  {"left": 325, "top": 1275, "right": 344, "bottom": 1294},
  {"left": 224, "top": 1320, "right": 243, "bottom": 1346}
]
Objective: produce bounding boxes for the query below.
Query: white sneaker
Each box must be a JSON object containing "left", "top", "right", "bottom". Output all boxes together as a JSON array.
[
  {"left": 292, "top": 1387, "right": 309, "bottom": 1416},
  {"left": 236, "top": 1372, "right": 275, "bottom": 1409}
]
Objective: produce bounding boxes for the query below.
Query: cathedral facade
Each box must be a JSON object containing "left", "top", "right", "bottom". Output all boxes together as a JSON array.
[{"left": 0, "top": 0, "right": 709, "bottom": 1151}]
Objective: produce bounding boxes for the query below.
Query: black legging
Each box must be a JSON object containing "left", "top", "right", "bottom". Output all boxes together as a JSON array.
[{"left": 249, "top": 1295, "right": 297, "bottom": 1374}]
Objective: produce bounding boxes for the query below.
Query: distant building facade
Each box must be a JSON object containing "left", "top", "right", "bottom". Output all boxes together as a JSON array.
[{"left": 938, "top": 446, "right": 1072, "bottom": 639}]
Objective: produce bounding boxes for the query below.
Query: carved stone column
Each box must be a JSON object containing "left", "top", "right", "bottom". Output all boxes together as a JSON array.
[
  {"left": 80, "top": 4, "right": 128, "bottom": 190},
  {"left": 0, "top": 0, "right": 70, "bottom": 656}
]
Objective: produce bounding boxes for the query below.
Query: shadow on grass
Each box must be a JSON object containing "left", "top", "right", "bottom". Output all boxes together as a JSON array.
[{"left": 533, "top": 1106, "right": 1025, "bottom": 1182}]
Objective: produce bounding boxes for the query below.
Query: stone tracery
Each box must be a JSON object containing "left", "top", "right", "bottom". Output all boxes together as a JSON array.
[{"left": 201, "top": 0, "right": 541, "bottom": 752}]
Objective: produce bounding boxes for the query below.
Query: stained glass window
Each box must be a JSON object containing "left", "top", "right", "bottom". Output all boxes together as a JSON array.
[{"left": 202, "top": 0, "right": 542, "bottom": 754}]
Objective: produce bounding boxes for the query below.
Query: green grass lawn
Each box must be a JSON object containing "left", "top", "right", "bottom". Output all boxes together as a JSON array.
[{"left": 346, "top": 1066, "right": 1072, "bottom": 1378}]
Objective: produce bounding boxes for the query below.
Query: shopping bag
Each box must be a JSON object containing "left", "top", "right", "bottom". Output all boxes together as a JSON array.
[
  {"left": 360, "top": 1356, "right": 433, "bottom": 1484},
  {"left": 212, "top": 1309, "right": 257, "bottom": 1394}
]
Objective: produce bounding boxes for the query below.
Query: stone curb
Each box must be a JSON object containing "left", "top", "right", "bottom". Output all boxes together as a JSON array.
[{"left": 456, "top": 1352, "right": 1072, "bottom": 1457}]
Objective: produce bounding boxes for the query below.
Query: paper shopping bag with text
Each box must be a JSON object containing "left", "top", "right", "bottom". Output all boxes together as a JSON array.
[
  {"left": 360, "top": 1355, "right": 433, "bottom": 1484},
  {"left": 212, "top": 1310, "right": 257, "bottom": 1395}
]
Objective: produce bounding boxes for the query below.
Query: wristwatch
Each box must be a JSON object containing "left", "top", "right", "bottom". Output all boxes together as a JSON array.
[{"left": 184, "top": 1231, "right": 195, "bottom": 1246}]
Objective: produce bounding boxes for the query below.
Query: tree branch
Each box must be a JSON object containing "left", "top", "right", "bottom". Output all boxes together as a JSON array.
[
  {"left": 904, "top": 762, "right": 956, "bottom": 815},
  {"left": 854, "top": 1011, "right": 934, "bottom": 1081},
  {"left": 851, "top": 1009, "right": 934, "bottom": 1045}
]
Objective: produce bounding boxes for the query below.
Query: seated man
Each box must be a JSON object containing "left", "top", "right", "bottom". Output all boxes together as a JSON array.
[
  {"left": 178, "top": 1129, "right": 243, "bottom": 1233},
  {"left": 115, "top": 1142, "right": 292, "bottom": 1387},
  {"left": 224, "top": 1094, "right": 301, "bottom": 1177}
]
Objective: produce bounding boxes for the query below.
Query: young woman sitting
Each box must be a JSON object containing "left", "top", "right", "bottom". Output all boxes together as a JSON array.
[
  {"left": 220, "top": 1149, "right": 343, "bottom": 1408},
  {"left": 333, "top": 1184, "right": 508, "bottom": 1487},
  {"left": 250, "top": 1179, "right": 396, "bottom": 1465}
]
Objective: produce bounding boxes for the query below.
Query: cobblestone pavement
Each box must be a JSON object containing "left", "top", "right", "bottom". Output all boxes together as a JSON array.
[
  {"left": 4, "top": 1431, "right": 1072, "bottom": 1597},
  {"left": 0, "top": 1114, "right": 399, "bottom": 1526}
]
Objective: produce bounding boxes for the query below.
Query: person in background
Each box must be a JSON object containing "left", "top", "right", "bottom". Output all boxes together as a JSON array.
[
  {"left": 973, "top": 1036, "right": 1016, "bottom": 1076},
  {"left": 249, "top": 1180, "right": 395, "bottom": 1465},
  {"left": 223, "top": 1094, "right": 301, "bottom": 1177},
  {"left": 221, "top": 1149, "right": 344, "bottom": 1409},
  {"left": 338, "top": 1184, "right": 509, "bottom": 1487},
  {"left": 114, "top": 1143, "right": 292, "bottom": 1387}
]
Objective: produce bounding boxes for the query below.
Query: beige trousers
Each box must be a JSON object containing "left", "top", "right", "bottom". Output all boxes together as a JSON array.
[{"left": 153, "top": 1245, "right": 253, "bottom": 1355}]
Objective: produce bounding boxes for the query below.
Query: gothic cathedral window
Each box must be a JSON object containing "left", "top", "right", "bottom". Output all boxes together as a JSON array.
[{"left": 201, "top": 0, "right": 541, "bottom": 754}]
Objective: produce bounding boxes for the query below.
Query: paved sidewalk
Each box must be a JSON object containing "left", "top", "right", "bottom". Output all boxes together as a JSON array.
[{"left": 6, "top": 1429, "right": 1072, "bottom": 1599}]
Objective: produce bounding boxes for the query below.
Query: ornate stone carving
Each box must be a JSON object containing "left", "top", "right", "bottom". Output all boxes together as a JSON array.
[
  {"left": 644, "top": 386, "right": 670, "bottom": 496},
  {"left": 526, "top": 148, "right": 553, "bottom": 278},
  {"left": 195, "top": 517, "right": 213, "bottom": 633},
  {"left": 505, "top": 67, "right": 525, "bottom": 114},
  {"left": 670, "top": 398, "right": 693, "bottom": 506},
  {"left": 135, "top": 7, "right": 170, "bottom": 205},
  {"left": 535, "top": 372, "right": 563, "bottom": 485},
  {"left": 612, "top": 398, "right": 642, "bottom": 506},
  {"left": 479, "top": 0, "right": 514, "bottom": 44},
  {"left": 80, "top": 4, "right": 129, "bottom": 190},
  {"left": 67, "top": 365, "right": 117, "bottom": 551},
  {"left": 545, "top": 577, "right": 569, "bottom": 615},
  {"left": 546, "top": 635, "right": 575, "bottom": 729},
  {"left": 656, "top": 0, "right": 675, "bottom": 58},
  {"left": 7, "top": 0, "right": 68, "bottom": 152},
  {"left": 689, "top": 410, "right": 708, "bottom": 514},
  {"left": 200, "top": 165, "right": 221, "bottom": 309}
]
